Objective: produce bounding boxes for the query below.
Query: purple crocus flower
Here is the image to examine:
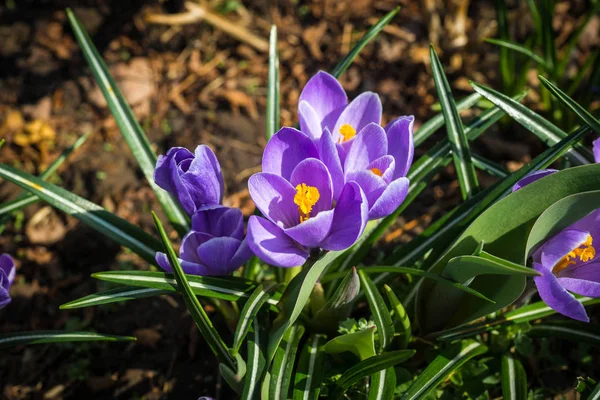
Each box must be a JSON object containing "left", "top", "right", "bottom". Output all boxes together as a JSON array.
[
  {"left": 154, "top": 145, "right": 224, "bottom": 215},
  {"left": 0, "top": 254, "right": 16, "bottom": 310},
  {"left": 156, "top": 205, "right": 252, "bottom": 275},
  {"left": 247, "top": 128, "right": 369, "bottom": 267},
  {"left": 532, "top": 209, "right": 600, "bottom": 322}
]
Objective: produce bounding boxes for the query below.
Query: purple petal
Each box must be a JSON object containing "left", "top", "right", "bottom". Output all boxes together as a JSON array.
[
  {"left": 384, "top": 116, "right": 414, "bottom": 179},
  {"left": 318, "top": 128, "right": 344, "bottom": 201},
  {"left": 248, "top": 173, "right": 299, "bottom": 229},
  {"left": 181, "top": 145, "right": 225, "bottom": 208},
  {"left": 154, "top": 147, "right": 196, "bottom": 215},
  {"left": 299, "top": 71, "right": 347, "bottom": 131},
  {"left": 346, "top": 170, "right": 387, "bottom": 210},
  {"left": 262, "top": 127, "right": 319, "bottom": 181},
  {"left": 192, "top": 206, "right": 244, "bottom": 240},
  {"left": 594, "top": 138, "right": 600, "bottom": 163},
  {"left": 321, "top": 182, "right": 368, "bottom": 251},
  {"left": 366, "top": 155, "right": 395, "bottom": 184},
  {"left": 284, "top": 209, "right": 335, "bottom": 248},
  {"left": 533, "top": 262, "right": 589, "bottom": 322},
  {"left": 290, "top": 158, "right": 333, "bottom": 215},
  {"left": 538, "top": 229, "right": 590, "bottom": 270},
  {"left": 557, "top": 261, "right": 600, "bottom": 297},
  {"left": 368, "top": 177, "right": 410, "bottom": 220},
  {"left": 0, "top": 268, "right": 11, "bottom": 310},
  {"left": 0, "top": 254, "right": 15, "bottom": 287},
  {"left": 155, "top": 252, "right": 212, "bottom": 276},
  {"left": 567, "top": 209, "right": 600, "bottom": 251},
  {"left": 180, "top": 231, "right": 213, "bottom": 265},
  {"left": 298, "top": 101, "right": 324, "bottom": 141},
  {"left": 332, "top": 92, "right": 382, "bottom": 143},
  {"left": 247, "top": 216, "right": 309, "bottom": 267},
  {"left": 230, "top": 239, "right": 253, "bottom": 269},
  {"left": 197, "top": 237, "right": 246, "bottom": 275},
  {"left": 512, "top": 169, "right": 558, "bottom": 192},
  {"left": 344, "top": 123, "right": 388, "bottom": 174}
]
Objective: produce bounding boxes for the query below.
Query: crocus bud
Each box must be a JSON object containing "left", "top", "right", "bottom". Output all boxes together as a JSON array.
[{"left": 0, "top": 254, "right": 16, "bottom": 310}]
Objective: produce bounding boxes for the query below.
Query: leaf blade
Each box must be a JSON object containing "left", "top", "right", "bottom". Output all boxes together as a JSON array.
[
  {"left": 266, "top": 25, "right": 280, "bottom": 141},
  {"left": 0, "top": 331, "right": 136, "bottom": 349}
]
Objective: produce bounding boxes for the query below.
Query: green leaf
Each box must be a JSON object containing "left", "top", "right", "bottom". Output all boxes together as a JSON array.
[
  {"left": 268, "top": 250, "right": 345, "bottom": 363},
  {"left": 494, "top": 0, "right": 512, "bottom": 88},
  {"left": 269, "top": 324, "right": 305, "bottom": 400},
  {"left": 485, "top": 38, "right": 548, "bottom": 69},
  {"left": 67, "top": 9, "right": 189, "bottom": 235},
  {"left": 539, "top": 75, "right": 600, "bottom": 134},
  {"left": 266, "top": 25, "right": 280, "bottom": 141},
  {"left": 472, "top": 153, "right": 509, "bottom": 178},
  {"left": 528, "top": 321, "right": 600, "bottom": 347},
  {"left": 241, "top": 312, "right": 269, "bottom": 400},
  {"left": 0, "top": 133, "right": 89, "bottom": 228},
  {"left": 400, "top": 340, "right": 487, "bottom": 400},
  {"left": 331, "top": 350, "right": 416, "bottom": 399},
  {"left": 417, "top": 129, "right": 595, "bottom": 332},
  {"left": 292, "top": 334, "right": 328, "bottom": 400},
  {"left": 501, "top": 353, "right": 527, "bottom": 400},
  {"left": 60, "top": 286, "right": 171, "bottom": 309},
  {"left": 152, "top": 212, "right": 234, "bottom": 369},
  {"left": 359, "top": 271, "right": 394, "bottom": 353},
  {"left": 233, "top": 282, "right": 280, "bottom": 355},
  {"left": 430, "top": 45, "right": 479, "bottom": 200},
  {"left": 325, "top": 327, "right": 376, "bottom": 361},
  {"left": 220, "top": 354, "right": 245, "bottom": 394},
  {"left": 0, "top": 331, "right": 136, "bottom": 349},
  {"left": 368, "top": 367, "right": 396, "bottom": 400},
  {"left": 414, "top": 93, "right": 482, "bottom": 146},
  {"left": 383, "top": 285, "right": 411, "bottom": 349},
  {"left": 0, "top": 163, "right": 162, "bottom": 265},
  {"left": 589, "top": 381, "right": 600, "bottom": 400},
  {"left": 470, "top": 81, "right": 593, "bottom": 164},
  {"left": 330, "top": 6, "right": 400, "bottom": 78},
  {"left": 312, "top": 267, "right": 360, "bottom": 333},
  {"left": 539, "top": 0, "right": 557, "bottom": 73}
]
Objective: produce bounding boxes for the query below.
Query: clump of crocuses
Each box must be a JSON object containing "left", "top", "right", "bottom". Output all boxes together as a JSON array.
[{"left": 0, "top": 254, "right": 15, "bottom": 310}]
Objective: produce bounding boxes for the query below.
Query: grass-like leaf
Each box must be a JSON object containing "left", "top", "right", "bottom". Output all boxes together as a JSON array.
[
  {"left": 358, "top": 271, "right": 393, "bottom": 353},
  {"left": 60, "top": 286, "right": 171, "bottom": 309},
  {"left": 501, "top": 353, "right": 527, "bottom": 400},
  {"left": 0, "top": 163, "right": 162, "bottom": 265},
  {"left": 590, "top": 381, "right": 600, "bottom": 400},
  {"left": 485, "top": 38, "right": 548, "bottom": 69},
  {"left": 0, "top": 331, "right": 136, "bottom": 349},
  {"left": 67, "top": 9, "right": 190, "bottom": 236},
  {"left": 368, "top": 367, "right": 396, "bottom": 400},
  {"left": 152, "top": 211, "right": 234, "bottom": 369},
  {"left": 528, "top": 321, "right": 600, "bottom": 347},
  {"left": 400, "top": 340, "right": 487, "bottom": 400},
  {"left": 383, "top": 285, "right": 411, "bottom": 349},
  {"left": 471, "top": 154, "right": 509, "bottom": 178},
  {"left": 292, "top": 334, "right": 328, "bottom": 400},
  {"left": 269, "top": 324, "right": 305, "bottom": 400},
  {"left": 329, "top": 6, "right": 400, "bottom": 78},
  {"left": 430, "top": 45, "right": 479, "bottom": 199},
  {"left": 266, "top": 25, "right": 280, "bottom": 141},
  {"left": 241, "top": 312, "right": 269, "bottom": 400}
]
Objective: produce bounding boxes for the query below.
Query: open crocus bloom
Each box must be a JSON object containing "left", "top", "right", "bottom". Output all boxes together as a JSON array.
[
  {"left": 247, "top": 131, "right": 369, "bottom": 267},
  {"left": 0, "top": 254, "right": 15, "bottom": 310},
  {"left": 156, "top": 206, "right": 252, "bottom": 275},
  {"left": 531, "top": 209, "right": 600, "bottom": 322},
  {"left": 154, "top": 145, "right": 224, "bottom": 215}
]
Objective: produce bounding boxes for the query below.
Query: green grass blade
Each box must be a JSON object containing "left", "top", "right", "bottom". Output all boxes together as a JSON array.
[
  {"left": 383, "top": 285, "right": 411, "bottom": 348},
  {"left": 0, "top": 163, "right": 161, "bottom": 264},
  {"left": 528, "top": 321, "right": 600, "bottom": 347},
  {"left": 0, "top": 133, "right": 89, "bottom": 228},
  {"left": 269, "top": 324, "right": 305, "bottom": 400},
  {"left": 67, "top": 9, "right": 190, "bottom": 236},
  {"left": 539, "top": 75, "right": 600, "bottom": 133},
  {"left": 330, "top": 7, "right": 400, "bottom": 78},
  {"left": 292, "top": 334, "right": 328, "bottom": 400},
  {"left": 539, "top": 0, "right": 557, "bottom": 74},
  {"left": 60, "top": 286, "right": 171, "bottom": 309},
  {"left": 494, "top": 0, "right": 512, "bottom": 89},
  {"left": 471, "top": 154, "right": 509, "bottom": 178},
  {"left": 152, "top": 211, "right": 234, "bottom": 369},
  {"left": 485, "top": 38, "right": 549, "bottom": 70},
  {"left": 358, "top": 271, "right": 394, "bottom": 353},
  {"left": 590, "top": 381, "right": 600, "bottom": 400},
  {"left": 400, "top": 340, "right": 487, "bottom": 400},
  {"left": 430, "top": 45, "right": 479, "bottom": 199},
  {"left": 470, "top": 81, "right": 593, "bottom": 164},
  {"left": 241, "top": 312, "right": 269, "bottom": 400},
  {"left": 266, "top": 25, "right": 280, "bottom": 141},
  {"left": 500, "top": 353, "right": 527, "bottom": 400},
  {"left": 368, "top": 367, "right": 396, "bottom": 400},
  {"left": 566, "top": 52, "right": 598, "bottom": 96},
  {"left": 0, "top": 331, "right": 136, "bottom": 349},
  {"left": 331, "top": 350, "right": 415, "bottom": 399}
]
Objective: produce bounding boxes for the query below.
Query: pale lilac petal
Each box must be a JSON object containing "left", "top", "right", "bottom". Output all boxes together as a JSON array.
[
  {"left": 346, "top": 170, "right": 387, "bottom": 209},
  {"left": 298, "top": 101, "right": 324, "bottom": 141},
  {"left": 197, "top": 237, "right": 246, "bottom": 274},
  {"left": 318, "top": 128, "right": 344, "bottom": 201},
  {"left": 299, "top": 71, "right": 347, "bottom": 130},
  {"left": 263, "top": 127, "right": 319, "bottom": 180},
  {"left": 284, "top": 209, "right": 334, "bottom": 248},
  {"left": 366, "top": 155, "right": 395, "bottom": 184},
  {"left": 368, "top": 177, "right": 410, "bottom": 220},
  {"left": 538, "top": 229, "right": 590, "bottom": 270},
  {"left": 0, "top": 254, "right": 15, "bottom": 287},
  {"left": 512, "top": 169, "right": 558, "bottom": 192},
  {"left": 155, "top": 252, "right": 212, "bottom": 276},
  {"left": 344, "top": 123, "right": 388, "bottom": 174},
  {"left": 533, "top": 262, "right": 589, "bottom": 322},
  {"left": 247, "top": 216, "right": 309, "bottom": 267},
  {"left": 290, "top": 158, "right": 333, "bottom": 215},
  {"left": 568, "top": 209, "right": 600, "bottom": 250},
  {"left": 557, "top": 261, "right": 600, "bottom": 297},
  {"left": 384, "top": 116, "right": 414, "bottom": 179},
  {"left": 321, "top": 182, "right": 368, "bottom": 251},
  {"left": 594, "top": 138, "right": 600, "bottom": 163},
  {"left": 248, "top": 173, "right": 299, "bottom": 229},
  {"left": 332, "top": 92, "right": 382, "bottom": 143}
]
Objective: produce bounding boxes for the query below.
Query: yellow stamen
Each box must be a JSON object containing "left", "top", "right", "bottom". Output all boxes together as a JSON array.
[
  {"left": 370, "top": 167, "right": 383, "bottom": 177},
  {"left": 339, "top": 124, "right": 356, "bottom": 143},
  {"left": 552, "top": 234, "right": 596, "bottom": 274},
  {"left": 294, "top": 183, "right": 320, "bottom": 223}
]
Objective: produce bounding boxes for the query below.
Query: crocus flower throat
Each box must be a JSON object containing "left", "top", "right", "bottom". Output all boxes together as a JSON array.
[
  {"left": 338, "top": 124, "right": 356, "bottom": 143},
  {"left": 553, "top": 234, "right": 595, "bottom": 273},
  {"left": 294, "top": 183, "right": 320, "bottom": 222}
]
